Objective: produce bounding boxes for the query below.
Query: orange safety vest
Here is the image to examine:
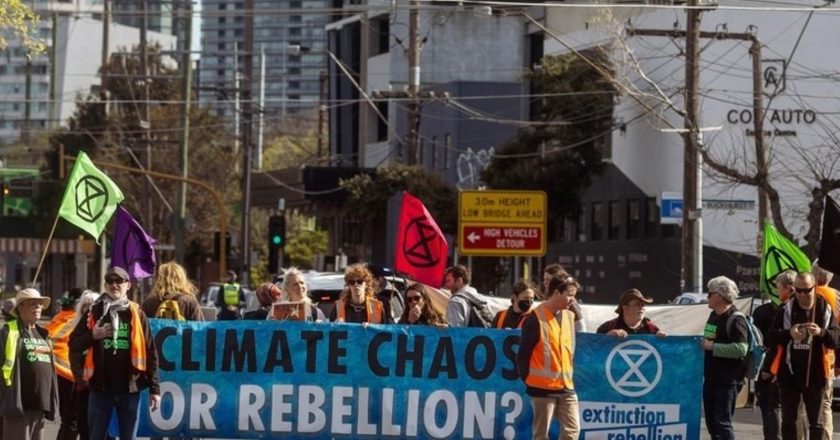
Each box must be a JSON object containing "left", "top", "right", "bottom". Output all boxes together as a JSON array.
[
  {"left": 525, "top": 305, "right": 575, "bottom": 391},
  {"left": 335, "top": 297, "right": 383, "bottom": 324},
  {"left": 495, "top": 308, "right": 528, "bottom": 329},
  {"left": 44, "top": 309, "right": 77, "bottom": 381},
  {"left": 768, "top": 300, "right": 833, "bottom": 380},
  {"left": 83, "top": 302, "right": 147, "bottom": 381}
]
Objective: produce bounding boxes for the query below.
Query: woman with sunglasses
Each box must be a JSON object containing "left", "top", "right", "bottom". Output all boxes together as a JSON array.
[
  {"left": 492, "top": 279, "right": 536, "bottom": 329},
  {"left": 400, "top": 284, "right": 447, "bottom": 327},
  {"left": 330, "top": 264, "right": 391, "bottom": 324}
]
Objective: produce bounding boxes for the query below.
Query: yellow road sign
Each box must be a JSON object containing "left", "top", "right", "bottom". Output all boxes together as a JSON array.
[{"left": 458, "top": 190, "right": 547, "bottom": 256}]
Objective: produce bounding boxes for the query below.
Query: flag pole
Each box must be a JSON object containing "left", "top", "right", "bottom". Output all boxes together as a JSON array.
[{"left": 31, "top": 214, "right": 61, "bottom": 288}]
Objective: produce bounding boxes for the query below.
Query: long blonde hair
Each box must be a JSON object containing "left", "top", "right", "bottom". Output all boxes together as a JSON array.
[
  {"left": 282, "top": 267, "right": 312, "bottom": 304},
  {"left": 150, "top": 261, "right": 197, "bottom": 300}
]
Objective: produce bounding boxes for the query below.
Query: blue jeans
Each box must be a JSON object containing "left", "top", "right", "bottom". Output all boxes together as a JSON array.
[
  {"left": 703, "top": 381, "right": 739, "bottom": 440},
  {"left": 88, "top": 390, "right": 141, "bottom": 440}
]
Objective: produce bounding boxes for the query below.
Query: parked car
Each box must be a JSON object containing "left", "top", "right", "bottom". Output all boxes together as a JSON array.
[
  {"left": 671, "top": 292, "right": 708, "bottom": 304},
  {"left": 307, "top": 271, "right": 409, "bottom": 318}
]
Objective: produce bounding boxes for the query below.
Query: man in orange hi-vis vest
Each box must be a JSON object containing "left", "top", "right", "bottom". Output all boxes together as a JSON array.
[
  {"left": 517, "top": 275, "right": 581, "bottom": 440},
  {"left": 69, "top": 266, "right": 160, "bottom": 440},
  {"left": 44, "top": 288, "right": 82, "bottom": 440}
]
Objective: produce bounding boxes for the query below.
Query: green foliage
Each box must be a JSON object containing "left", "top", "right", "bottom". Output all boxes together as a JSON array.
[
  {"left": 0, "top": 0, "right": 45, "bottom": 55},
  {"left": 481, "top": 52, "right": 614, "bottom": 239},
  {"left": 340, "top": 164, "right": 457, "bottom": 234},
  {"left": 285, "top": 213, "right": 328, "bottom": 269}
]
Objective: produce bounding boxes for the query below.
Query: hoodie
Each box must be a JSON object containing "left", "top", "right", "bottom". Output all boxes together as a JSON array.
[{"left": 445, "top": 286, "right": 486, "bottom": 327}]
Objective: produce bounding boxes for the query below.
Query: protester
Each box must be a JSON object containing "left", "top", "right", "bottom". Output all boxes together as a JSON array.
[
  {"left": 142, "top": 261, "right": 205, "bottom": 321},
  {"left": 444, "top": 265, "right": 488, "bottom": 327},
  {"left": 517, "top": 275, "right": 581, "bottom": 440},
  {"left": 0, "top": 288, "right": 59, "bottom": 440},
  {"left": 768, "top": 272, "right": 840, "bottom": 440},
  {"left": 274, "top": 267, "right": 326, "bottom": 322},
  {"left": 543, "top": 263, "right": 585, "bottom": 331},
  {"left": 812, "top": 263, "right": 839, "bottom": 440},
  {"left": 399, "top": 283, "right": 447, "bottom": 327},
  {"left": 597, "top": 288, "right": 667, "bottom": 337},
  {"left": 370, "top": 265, "right": 404, "bottom": 323},
  {"left": 330, "top": 264, "right": 389, "bottom": 324},
  {"left": 216, "top": 270, "right": 246, "bottom": 320},
  {"left": 700, "top": 276, "right": 748, "bottom": 440},
  {"left": 244, "top": 282, "right": 282, "bottom": 320},
  {"left": 492, "top": 279, "right": 536, "bottom": 329},
  {"left": 1, "top": 298, "right": 15, "bottom": 321},
  {"left": 45, "top": 287, "right": 83, "bottom": 440},
  {"left": 68, "top": 290, "right": 102, "bottom": 440},
  {"left": 68, "top": 266, "right": 161, "bottom": 440},
  {"left": 754, "top": 270, "right": 795, "bottom": 440}
]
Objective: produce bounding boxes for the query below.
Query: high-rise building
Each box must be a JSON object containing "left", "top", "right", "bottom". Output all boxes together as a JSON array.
[
  {"left": 198, "top": 0, "right": 329, "bottom": 119},
  {"left": 112, "top": 0, "right": 177, "bottom": 36}
]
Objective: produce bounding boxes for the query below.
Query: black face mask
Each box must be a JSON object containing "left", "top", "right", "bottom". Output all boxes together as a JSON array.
[{"left": 517, "top": 299, "right": 534, "bottom": 311}]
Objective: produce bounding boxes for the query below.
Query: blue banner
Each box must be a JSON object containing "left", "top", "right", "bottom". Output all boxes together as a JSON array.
[{"left": 136, "top": 320, "right": 702, "bottom": 439}]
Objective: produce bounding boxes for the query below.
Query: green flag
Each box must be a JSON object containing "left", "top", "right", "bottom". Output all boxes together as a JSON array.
[
  {"left": 58, "top": 151, "right": 124, "bottom": 242},
  {"left": 761, "top": 221, "right": 811, "bottom": 304}
]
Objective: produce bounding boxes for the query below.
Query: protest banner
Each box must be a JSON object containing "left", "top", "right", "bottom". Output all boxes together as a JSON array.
[{"left": 138, "top": 321, "right": 702, "bottom": 439}]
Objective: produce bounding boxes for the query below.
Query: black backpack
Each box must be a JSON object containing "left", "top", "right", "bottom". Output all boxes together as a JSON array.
[{"left": 455, "top": 293, "right": 494, "bottom": 328}]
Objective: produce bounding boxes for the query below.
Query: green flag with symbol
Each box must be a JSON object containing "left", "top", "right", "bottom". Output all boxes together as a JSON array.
[
  {"left": 761, "top": 221, "right": 811, "bottom": 304},
  {"left": 57, "top": 151, "right": 124, "bottom": 242}
]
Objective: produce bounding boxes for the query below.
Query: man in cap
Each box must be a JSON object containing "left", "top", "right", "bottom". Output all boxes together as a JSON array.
[
  {"left": 597, "top": 289, "right": 667, "bottom": 337},
  {"left": 216, "top": 270, "right": 246, "bottom": 320},
  {"left": 69, "top": 267, "right": 161, "bottom": 440},
  {"left": 0, "top": 288, "right": 59, "bottom": 440}
]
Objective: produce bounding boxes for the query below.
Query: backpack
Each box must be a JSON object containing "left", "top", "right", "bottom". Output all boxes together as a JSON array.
[
  {"left": 156, "top": 297, "right": 186, "bottom": 321},
  {"left": 455, "top": 293, "right": 494, "bottom": 328},
  {"left": 725, "top": 311, "right": 767, "bottom": 381}
]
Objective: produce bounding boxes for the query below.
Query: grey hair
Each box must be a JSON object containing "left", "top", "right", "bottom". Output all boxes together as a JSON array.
[
  {"left": 775, "top": 270, "right": 797, "bottom": 288},
  {"left": 69, "top": 290, "right": 101, "bottom": 331},
  {"left": 281, "top": 267, "right": 312, "bottom": 304},
  {"left": 707, "top": 276, "right": 739, "bottom": 303}
]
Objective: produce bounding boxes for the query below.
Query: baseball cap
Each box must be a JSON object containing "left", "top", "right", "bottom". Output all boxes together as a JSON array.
[{"left": 105, "top": 267, "right": 131, "bottom": 281}]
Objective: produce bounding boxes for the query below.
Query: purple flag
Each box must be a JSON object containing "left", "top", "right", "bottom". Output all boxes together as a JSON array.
[{"left": 110, "top": 206, "right": 157, "bottom": 280}]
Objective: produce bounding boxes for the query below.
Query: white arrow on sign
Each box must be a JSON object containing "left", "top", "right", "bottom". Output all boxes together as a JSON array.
[{"left": 467, "top": 231, "right": 481, "bottom": 243}]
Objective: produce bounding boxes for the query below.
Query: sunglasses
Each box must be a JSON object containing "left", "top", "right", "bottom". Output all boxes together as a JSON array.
[
  {"left": 345, "top": 279, "right": 365, "bottom": 286},
  {"left": 406, "top": 295, "right": 422, "bottom": 303},
  {"left": 794, "top": 286, "right": 814, "bottom": 294},
  {"left": 105, "top": 277, "right": 127, "bottom": 285}
]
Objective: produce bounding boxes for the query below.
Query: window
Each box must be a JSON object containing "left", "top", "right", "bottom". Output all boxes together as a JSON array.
[
  {"left": 234, "top": 29, "right": 243, "bottom": 37},
  {"left": 217, "top": 43, "right": 225, "bottom": 51},
  {"left": 576, "top": 210, "right": 586, "bottom": 241},
  {"left": 591, "top": 202, "right": 604, "bottom": 241},
  {"left": 218, "top": 17, "right": 226, "bottom": 24},
  {"left": 289, "top": 27, "right": 301, "bottom": 36},
  {"left": 443, "top": 133, "right": 451, "bottom": 170},
  {"left": 644, "top": 197, "right": 658, "bottom": 238},
  {"left": 608, "top": 200, "right": 621, "bottom": 240},
  {"left": 218, "top": 3, "right": 226, "bottom": 9},
  {"left": 431, "top": 136, "right": 438, "bottom": 169},
  {"left": 218, "top": 30, "right": 226, "bottom": 37},
  {"left": 627, "top": 199, "right": 641, "bottom": 239},
  {"left": 217, "top": 69, "right": 225, "bottom": 77},
  {"left": 376, "top": 101, "right": 388, "bottom": 141}
]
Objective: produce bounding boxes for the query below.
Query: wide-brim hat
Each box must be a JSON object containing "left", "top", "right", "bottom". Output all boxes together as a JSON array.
[
  {"left": 615, "top": 288, "right": 653, "bottom": 314},
  {"left": 13, "top": 288, "right": 51, "bottom": 315}
]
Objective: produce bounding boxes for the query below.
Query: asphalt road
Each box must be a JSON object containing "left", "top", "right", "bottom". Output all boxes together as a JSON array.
[{"left": 39, "top": 407, "right": 840, "bottom": 439}]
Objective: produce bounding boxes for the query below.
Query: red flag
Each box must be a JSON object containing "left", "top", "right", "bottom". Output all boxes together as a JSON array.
[{"left": 395, "top": 192, "right": 448, "bottom": 287}]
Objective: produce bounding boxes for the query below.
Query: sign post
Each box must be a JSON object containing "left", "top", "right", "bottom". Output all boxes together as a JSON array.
[{"left": 458, "top": 190, "right": 547, "bottom": 256}]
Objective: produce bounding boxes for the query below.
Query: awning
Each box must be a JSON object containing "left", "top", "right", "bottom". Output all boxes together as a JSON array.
[{"left": 0, "top": 238, "right": 95, "bottom": 255}]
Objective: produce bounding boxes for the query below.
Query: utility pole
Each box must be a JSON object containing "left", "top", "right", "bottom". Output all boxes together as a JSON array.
[
  {"left": 101, "top": 0, "right": 110, "bottom": 111},
  {"left": 49, "top": 12, "right": 57, "bottom": 130},
  {"left": 257, "top": 44, "right": 265, "bottom": 171},
  {"left": 406, "top": 0, "right": 421, "bottom": 165},
  {"left": 240, "top": 0, "right": 255, "bottom": 283},
  {"left": 140, "top": 0, "right": 153, "bottom": 234},
  {"left": 683, "top": 0, "right": 702, "bottom": 293},
  {"left": 175, "top": 0, "right": 193, "bottom": 264},
  {"left": 751, "top": 38, "right": 768, "bottom": 251}
]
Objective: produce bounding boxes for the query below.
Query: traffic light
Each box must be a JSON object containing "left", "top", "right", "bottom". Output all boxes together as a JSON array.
[{"left": 268, "top": 215, "right": 286, "bottom": 273}]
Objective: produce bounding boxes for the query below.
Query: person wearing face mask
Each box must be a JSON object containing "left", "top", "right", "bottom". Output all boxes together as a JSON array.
[
  {"left": 0, "top": 288, "right": 59, "bottom": 440},
  {"left": 329, "top": 264, "right": 391, "bottom": 324},
  {"left": 493, "top": 280, "right": 536, "bottom": 329},
  {"left": 597, "top": 289, "right": 667, "bottom": 338},
  {"left": 69, "top": 267, "right": 161, "bottom": 440}
]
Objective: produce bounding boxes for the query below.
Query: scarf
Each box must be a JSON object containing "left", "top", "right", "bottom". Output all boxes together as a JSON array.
[{"left": 98, "top": 295, "right": 130, "bottom": 354}]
